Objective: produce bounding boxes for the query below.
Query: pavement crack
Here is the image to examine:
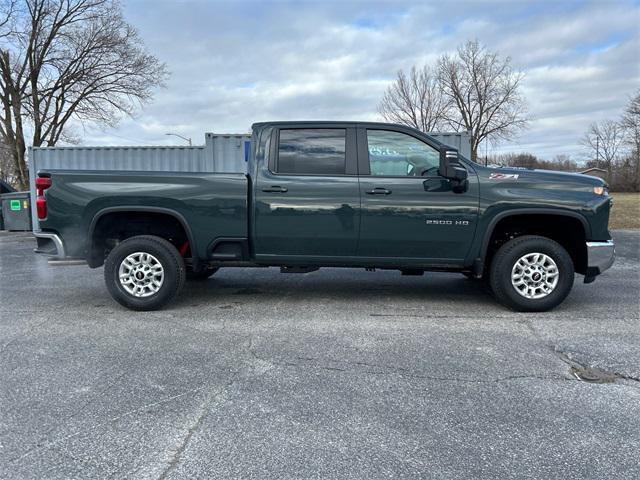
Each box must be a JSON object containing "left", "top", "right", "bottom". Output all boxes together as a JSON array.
[
  {"left": 519, "top": 320, "right": 639, "bottom": 387},
  {"left": 250, "top": 351, "right": 574, "bottom": 384},
  {"left": 556, "top": 347, "right": 640, "bottom": 386},
  {"left": 247, "top": 336, "right": 258, "bottom": 360},
  {"left": 351, "top": 369, "right": 572, "bottom": 384},
  {"left": 9, "top": 371, "right": 129, "bottom": 462},
  {"left": 157, "top": 377, "right": 238, "bottom": 480},
  {"left": 7, "top": 384, "right": 217, "bottom": 464},
  {"left": 110, "top": 386, "right": 208, "bottom": 423}
]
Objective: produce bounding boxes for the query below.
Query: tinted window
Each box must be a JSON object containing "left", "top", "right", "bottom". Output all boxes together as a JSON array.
[
  {"left": 277, "top": 129, "right": 346, "bottom": 175},
  {"left": 367, "top": 130, "right": 440, "bottom": 176}
]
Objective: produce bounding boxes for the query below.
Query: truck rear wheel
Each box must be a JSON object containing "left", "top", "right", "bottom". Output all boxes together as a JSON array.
[
  {"left": 104, "top": 235, "right": 186, "bottom": 311},
  {"left": 489, "top": 235, "right": 574, "bottom": 312}
]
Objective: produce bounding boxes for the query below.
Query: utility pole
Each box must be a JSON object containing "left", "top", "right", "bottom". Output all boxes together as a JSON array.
[
  {"left": 596, "top": 136, "right": 599, "bottom": 169},
  {"left": 485, "top": 140, "right": 488, "bottom": 166}
]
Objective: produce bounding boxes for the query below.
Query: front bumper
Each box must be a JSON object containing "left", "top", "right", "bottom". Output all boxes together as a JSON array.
[{"left": 585, "top": 240, "right": 615, "bottom": 278}]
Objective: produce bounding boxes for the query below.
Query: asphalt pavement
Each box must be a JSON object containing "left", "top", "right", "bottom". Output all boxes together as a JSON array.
[{"left": 0, "top": 230, "right": 639, "bottom": 479}]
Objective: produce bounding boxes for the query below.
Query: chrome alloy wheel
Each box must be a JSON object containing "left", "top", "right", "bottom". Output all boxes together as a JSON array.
[
  {"left": 510, "top": 252, "right": 559, "bottom": 299},
  {"left": 118, "top": 252, "right": 164, "bottom": 298}
]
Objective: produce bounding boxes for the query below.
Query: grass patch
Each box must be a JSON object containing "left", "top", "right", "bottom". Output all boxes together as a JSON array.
[{"left": 610, "top": 193, "right": 640, "bottom": 230}]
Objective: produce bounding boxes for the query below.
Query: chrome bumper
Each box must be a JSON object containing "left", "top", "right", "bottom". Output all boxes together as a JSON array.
[
  {"left": 586, "top": 240, "right": 615, "bottom": 275},
  {"left": 33, "top": 231, "right": 66, "bottom": 258}
]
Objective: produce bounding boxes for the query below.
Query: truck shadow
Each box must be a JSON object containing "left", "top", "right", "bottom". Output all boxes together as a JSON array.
[{"left": 177, "top": 269, "right": 496, "bottom": 307}]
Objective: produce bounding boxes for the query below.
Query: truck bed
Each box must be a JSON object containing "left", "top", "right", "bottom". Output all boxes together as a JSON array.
[{"left": 38, "top": 170, "right": 248, "bottom": 261}]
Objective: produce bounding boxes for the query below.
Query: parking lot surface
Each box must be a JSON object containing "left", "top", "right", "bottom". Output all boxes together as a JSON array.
[{"left": 1, "top": 231, "right": 639, "bottom": 479}]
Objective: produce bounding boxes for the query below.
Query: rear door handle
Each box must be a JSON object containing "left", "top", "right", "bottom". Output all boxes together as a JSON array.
[
  {"left": 262, "top": 186, "right": 288, "bottom": 193},
  {"left": 365, "top": 187, "right": 392, "bottom": 195}
]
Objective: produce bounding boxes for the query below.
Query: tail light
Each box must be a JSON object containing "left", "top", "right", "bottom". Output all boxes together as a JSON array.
[{"left": 36, "top": 175, "right": 52, "bottom": 220}]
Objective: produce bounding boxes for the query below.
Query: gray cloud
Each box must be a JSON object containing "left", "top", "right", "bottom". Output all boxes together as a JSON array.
[{"left": 81, "top": 0, "right": 639, "bottom": 161}]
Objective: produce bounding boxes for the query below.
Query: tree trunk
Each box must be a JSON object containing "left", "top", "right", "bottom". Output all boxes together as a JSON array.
[
  {"left": 633, "top": 147, "right": 640, "bottom": 192},
  {"left": 9, "top": 142, "right": 28, "bottom": 190},
  {"left": 470, "top": 138, "right": 478, "bottom": 163},
  {"left": 14, "top": 141, "right": 28, "bottom": 191},
  {"left": 10, "top": 89, "right": 29, "bottom": 191}
]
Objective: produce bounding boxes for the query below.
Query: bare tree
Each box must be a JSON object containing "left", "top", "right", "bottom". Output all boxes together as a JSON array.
[
  {"left": 552, "top": 154, "right": 578, "bottom": 172},
  {"left": 0, "top": 0, "right": 168, "bottom": 190},
  {"left": 437, "top": 40, "right": 528, "bottom": 161},
  {"left": 0, "top": 1, "right": 12, "bottom": 31},
  {"left": 0, "top": 140, "right": 13, "bottom": 184},
  {"left": 621, "top": 91, "right": 640, "bottom": 151},
  {"left": 581, "top": 120, "right": 625, "bottom": 176},
  {"left": 487, "top": 152, "right": 578, "bottom": 172},
  {"left": 378, "top": 66, "right": 449, "bottom": 132},
  {"left": 620, "top": 91, "right": 640, "bottom": 189}
]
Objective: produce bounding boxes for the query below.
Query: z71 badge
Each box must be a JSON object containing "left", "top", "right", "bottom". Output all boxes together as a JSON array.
[{"left": 489, "top": 172, "right": 519, "bottom": 180}]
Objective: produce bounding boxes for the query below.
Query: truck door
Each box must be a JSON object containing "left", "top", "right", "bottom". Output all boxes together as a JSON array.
[
  {"left": 356, "top": 128, "right": 479, "bottom": 263},
  {"left": 253, "top": 126, "right": 360, "bottom": 260}
]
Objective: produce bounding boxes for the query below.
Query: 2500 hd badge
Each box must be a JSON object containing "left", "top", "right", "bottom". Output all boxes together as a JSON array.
[{"left": 426, "top": 219, "right": 470, "bottom": 226}]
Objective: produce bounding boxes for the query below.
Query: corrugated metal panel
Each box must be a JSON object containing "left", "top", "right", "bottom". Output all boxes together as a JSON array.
[
  {"left": 204, "top": 133, "right": 252, "bottom": 172},
  {"left": 31, "top": 145, "right": 207, "bottom": 172},
  {"left": 428, "top": 131, "right": 472, "bottom": 160},
  {"left": 29, "top": 134, "right": 252, "bottom": 174}
]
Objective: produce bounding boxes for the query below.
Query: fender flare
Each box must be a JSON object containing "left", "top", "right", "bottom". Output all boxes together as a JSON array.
[
  {"left": 87, "top": 206, "right": 199, "bottom": 268},
  {"left": 476, "top": 208, "right": 590, "bottom": 271}
]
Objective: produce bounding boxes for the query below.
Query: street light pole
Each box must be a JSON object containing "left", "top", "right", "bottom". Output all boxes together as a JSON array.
[{"left": 165, "top": 133, "right": 192, "bottom": 146}]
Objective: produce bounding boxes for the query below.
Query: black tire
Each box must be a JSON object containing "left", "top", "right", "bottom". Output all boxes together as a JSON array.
[
  {"left": 186, "top": 267, "right": 219, "bottom": 281},
  {"left": 104, "top": 235, "right": 186, "bottom": 311},
  {"left": 489, "top": 235, "right": 574, "bottom": 312}
]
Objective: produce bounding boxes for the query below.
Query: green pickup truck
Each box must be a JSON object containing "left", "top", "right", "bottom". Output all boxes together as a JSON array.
[{"left": 33, "top": 121, "right": 614, "bottom": 311}]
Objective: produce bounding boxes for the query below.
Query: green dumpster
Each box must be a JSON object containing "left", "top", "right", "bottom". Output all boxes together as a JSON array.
[{"left": 1, "top": 191, "right": 32, "bottom": 231}]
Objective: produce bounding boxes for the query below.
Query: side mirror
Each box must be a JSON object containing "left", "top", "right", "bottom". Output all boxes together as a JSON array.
[
  {"left": 439, "top": 146, "right": 468, "bottom": 192},
  {"left": 439, "top": 146, "right": 460, "bottom": 178}
]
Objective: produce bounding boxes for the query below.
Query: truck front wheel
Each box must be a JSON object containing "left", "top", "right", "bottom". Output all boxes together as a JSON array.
[
  {"left": 489, "top": 235, "right": 574, "bottom": 312},
  {"left": 104, "top": 235, "right": 186, "bottom": 311}
]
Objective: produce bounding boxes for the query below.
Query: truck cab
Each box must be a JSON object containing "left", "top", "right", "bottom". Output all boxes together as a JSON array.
[{"left": 251, "top": 122, "right": 476, "bottom": 265}]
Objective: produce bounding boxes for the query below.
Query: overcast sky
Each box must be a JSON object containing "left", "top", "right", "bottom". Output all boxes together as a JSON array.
[{"left": 81, "top": 0, "right": 640, "bottom": 161}]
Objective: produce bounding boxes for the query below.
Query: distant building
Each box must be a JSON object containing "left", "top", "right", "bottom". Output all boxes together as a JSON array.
[{"left": 580, "top": 167, "right": 608, "bottom": 181}]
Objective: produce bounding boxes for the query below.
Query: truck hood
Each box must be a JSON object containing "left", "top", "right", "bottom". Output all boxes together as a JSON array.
[{"left": 483, "top": 166, "right": 607, "bottom": 188}]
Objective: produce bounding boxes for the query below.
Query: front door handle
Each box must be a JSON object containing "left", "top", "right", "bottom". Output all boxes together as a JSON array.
[
  {"left": 262, "top": 186, "right": 288, "bottom": 193},
  {"left": 365, "top": 187, "right": 392, "bottom": 195}
]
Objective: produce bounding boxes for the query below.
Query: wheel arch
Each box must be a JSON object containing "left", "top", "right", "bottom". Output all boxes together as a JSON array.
[
  {"left": 86, "top": 206, "right": 198, "bottom": 269},
  {"left": 478, "top": 209, "right": 590, "bottom": 275}
]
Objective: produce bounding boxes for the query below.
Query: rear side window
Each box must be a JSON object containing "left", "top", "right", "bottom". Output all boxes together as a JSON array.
[{"left": 277, "top": 129, "right": 346, "bottom": 175}]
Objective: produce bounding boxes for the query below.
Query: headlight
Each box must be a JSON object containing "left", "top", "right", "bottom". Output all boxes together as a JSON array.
[{"left": 593, "top": 186, "right": 608, "bottom": 196}]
